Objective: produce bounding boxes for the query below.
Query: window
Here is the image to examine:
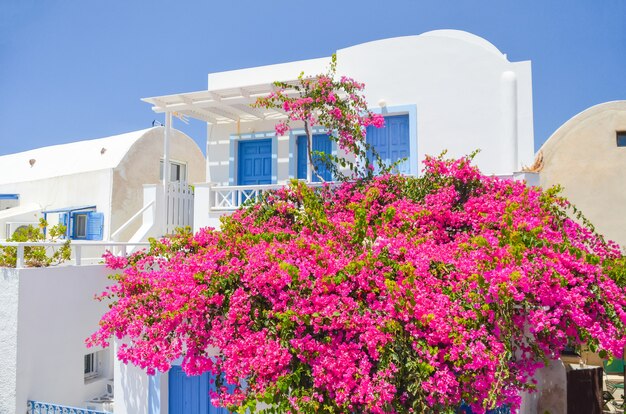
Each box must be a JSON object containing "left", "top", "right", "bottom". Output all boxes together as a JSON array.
[
  {"left": 74, "top": 213, "right": 87, "bottom": 239},
  {"left": 617, "top": 131, "right": 626, "bottom": 147},
  {"left": 296, "top": 134, "right": 333, "bottom": 182},
  {"left": 84, "top": 352, "right": 99, "bottom": 381},
  {"left": 59, "top": 211, "right": 104, "bottom": 240},
  {"left": 238, "top": 139, "right": 273, "bottom": 185},
  {"left": 84, "top": 349, "right": 110, "bottom": 383},
  {"left": 160, "top": 160, "right": 187, "bottom": 182}
]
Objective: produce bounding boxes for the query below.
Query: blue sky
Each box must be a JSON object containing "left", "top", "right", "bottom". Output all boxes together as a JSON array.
[{"left": 1, "top": 0, "right": 624, "bottom": 156}]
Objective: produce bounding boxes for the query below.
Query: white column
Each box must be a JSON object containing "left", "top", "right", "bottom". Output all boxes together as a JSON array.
[
  {"left": 148, "top": 371, "right": 161, "bottom": 414},
  {"left": 206, "top": 124, "right": 212, "bottom": 183},
  {"left": 193, "top": 183, "right": 212, "bottom": 233},
  {"left": 307, "top": 132, "right": 313, "bottom": 183},
  {"left": 501, "top": 71, "right": 519, "bottom": 173},
  {"left": 163, "top": 112, "right": 172, "bottom": 234}
]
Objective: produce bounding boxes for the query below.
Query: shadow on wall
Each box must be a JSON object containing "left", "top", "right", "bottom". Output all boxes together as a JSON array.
[{"left": 120, "top": 361, "right": 148, "bottom": 414}]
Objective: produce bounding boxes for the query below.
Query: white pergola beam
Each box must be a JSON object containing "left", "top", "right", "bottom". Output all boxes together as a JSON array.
[
  {"left": 231, "top": 104, "right": 268, "bottom": 120},
  {"left": 142, "top": 82, "right": 306, "bottom": 124},
  {"left": 204, "top": 106, "right": 240, "bottom": 122}
]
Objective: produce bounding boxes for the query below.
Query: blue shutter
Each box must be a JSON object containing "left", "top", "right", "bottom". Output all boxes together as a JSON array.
[
  {"left": 387, "top": 115, "right": 410, "bottom": 174},
  {"left": 312, "top": 134, "right": 333, "bottom": 182},
  {"left": 297, "top": 134, "right": 333, "bottom": 182},
  {"left": 59, "top": 213, "right": 69, "bottom": 239},
  {"left": 366, "top": 114, "right": 410, "bottom": 174},
  {"left": 86, "top": 212, "right": 104, "bottom": 240},
  {"left": 296, "top": 135, "right": 308, "bottom": 180}
]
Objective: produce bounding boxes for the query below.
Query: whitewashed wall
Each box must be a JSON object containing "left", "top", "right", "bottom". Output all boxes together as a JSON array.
[
  {"left": 0, "top": 265, "right": 114, "bottom": 413},
  {"left": 0, "top": 127, "right": 205, "bottom": 242},
  {"left": 114, "top": 345, "right": 150, "bottom": 414},
  {"left": 111, "top": 128, "right": 205, "bottom": 242},
  {"left": 0, "top": 170, "right": 113, "bottom": 239},
  {"left": 0, "top": 267, "right": 19, "bottom": 413},
  {"left": 205, "top": 30, "right": 534, "bottom": 183}
]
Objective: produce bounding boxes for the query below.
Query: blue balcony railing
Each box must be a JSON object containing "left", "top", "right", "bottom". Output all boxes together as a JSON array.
[{"left": 27, "top": 400, "right": 110, "bottom": 414}]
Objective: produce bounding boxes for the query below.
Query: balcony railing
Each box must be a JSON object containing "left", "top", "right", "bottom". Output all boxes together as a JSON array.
[
  {"left": 27, "top": 400, "right": 110, "bottom": 414},
  {"left": 0, "top": 241, "right": 150, "bottom": 268},
  {"left": 192, "top": 172, "right": 539, "bottom": 233},
  {"left": 207, "top": 182, "right": 328, "bottom": 211}
]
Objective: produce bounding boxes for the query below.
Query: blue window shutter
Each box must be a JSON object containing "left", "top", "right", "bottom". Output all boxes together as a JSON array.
[
  {"left": 59, "top": 213, "right": 69, "bottom": 239},
  {"left": 297, "top": 134, "right": 333, "bottom": 182},
  {"left": 312, "top": 134, "right": 333, "bottom": 182},
  {"left": 296, "top": 136, "right": 308, "bottom": 179},
  {"left": 366, "top": 114, "right": 410, "bottom": 174},
  {"left": 86, "top": 212, "right": 104, "bottom": 240}
]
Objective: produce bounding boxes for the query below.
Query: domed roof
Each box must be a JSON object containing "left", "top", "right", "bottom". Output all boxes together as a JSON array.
[{"left": 0, "top": 128, "right": 160, "bottom": 185}]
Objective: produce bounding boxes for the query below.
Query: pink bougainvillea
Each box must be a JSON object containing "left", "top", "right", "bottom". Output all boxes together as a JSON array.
[
  {"left": 255, "top": 54, "right": 386, "bottom": 182},
  {"left": 89, "top": 155, "right": 626, "bottom": 414}
]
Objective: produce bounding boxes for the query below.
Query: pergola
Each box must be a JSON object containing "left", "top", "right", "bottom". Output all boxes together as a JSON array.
[
  {"left": 141, "top": 81, "right": 309, "bottom": 180},
  {"left": 141, "top": 80, "right": 304, "bottom": 226},
  {"left": 141, "top": 81, "right": 309, "bottom": 124}
]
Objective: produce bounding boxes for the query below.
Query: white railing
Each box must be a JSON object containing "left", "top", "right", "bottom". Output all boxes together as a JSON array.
[
  {"left": 208, "top": 182, "right": 328, "bottom": 212},
  {"left": 200, "top": 173, "right": 539, "bottom": 217},
  {"left": 0, "top": 241, "right": 150, "bottom": 268},
  {"left": 166, "top": 181, "right": 194, "bottom": 233},
  {"left": 110, "top": 200, "right": 155, "bottom": 241}
]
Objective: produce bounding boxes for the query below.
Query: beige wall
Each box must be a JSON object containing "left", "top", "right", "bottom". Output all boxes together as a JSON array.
[
  {"left": 539, "top": 101, "right": 626, "bottom": 251},
  {"left": 111, "top": 128, "right": 205, "bottom": 241}
]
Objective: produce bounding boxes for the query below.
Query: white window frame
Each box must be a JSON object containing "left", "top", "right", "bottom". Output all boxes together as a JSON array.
[
  {"left": 84, "top": 352, "right": 99, "bottom": 381},
  {"left": 160, "top": 159, "right": 188, "bottom": 182}
]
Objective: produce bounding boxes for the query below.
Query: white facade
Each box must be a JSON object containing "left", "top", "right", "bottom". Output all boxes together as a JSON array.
[
  {"left": 0, "top": 127, "right": 204, "bottom": 413},
  {"left": 0, "top": 30, "right": 541, "bottom": 414},
  {"left": 0, "top": 265, "right": 114, "bottom": 413},
  {"left": 143, "top": 30, "right": 534, "bottom": 231},
  {"left": 202, "top": 30, "right": 534, "bottom": 184},
  {"left": 0, "top": 127, "right": 205, "bottom": 241}
]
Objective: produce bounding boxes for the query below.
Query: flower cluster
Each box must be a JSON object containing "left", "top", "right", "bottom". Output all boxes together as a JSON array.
[
  {"left": 255, "top": 54, "right": 385, "bottom": 181},
  {"left": 88, "top": 155, "right": 626, "bottom": 414}
]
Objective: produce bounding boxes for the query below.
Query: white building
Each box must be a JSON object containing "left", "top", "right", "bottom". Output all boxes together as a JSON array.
[
  {"left": 141, "top": 30, "right": 534, "bottom": 231},
  {"left": 118, "top": 30, "right": 537, "bottom": 414},
  {"left": 0, "top": 127, "right": 205, "bottom": 243},
  {"left": 0, "top": 265, "right": 115, "bottom": 413},
  {"left": 0, "top": 127, "right": 204, "bottom": 414},
  {"left": 0, "top": 29, "right": 545, "bottom": 414}
]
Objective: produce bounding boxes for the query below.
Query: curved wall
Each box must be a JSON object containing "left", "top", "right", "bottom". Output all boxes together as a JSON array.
[
  {"left": 539, "top": 101, "right": 626, "bottom": 249},
  {"left": 111, "top": 127, "right": 205, "bottom": 241}
]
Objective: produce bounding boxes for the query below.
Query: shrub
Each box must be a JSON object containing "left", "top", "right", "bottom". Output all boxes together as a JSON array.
[{"left": 89, "top": 155, "right": 626, "bottom": 414}]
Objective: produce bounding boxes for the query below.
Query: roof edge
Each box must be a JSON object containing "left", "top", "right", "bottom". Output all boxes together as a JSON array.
[{"left": 538, "top": 100, "right": 626, "bottom": 153}]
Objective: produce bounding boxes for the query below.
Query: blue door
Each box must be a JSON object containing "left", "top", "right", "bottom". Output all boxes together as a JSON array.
[
  {"left": 297, "top": 134, "right": 333, "bottom": 182},
  {"left": 366, "top": 114, "right": 410, "bottom": 174},
  {"left": 238, "top": 139, "right": 272, "bottom": 185},
  {"left": 168, "top": 366, "right": 232, "bottom": 414}
]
